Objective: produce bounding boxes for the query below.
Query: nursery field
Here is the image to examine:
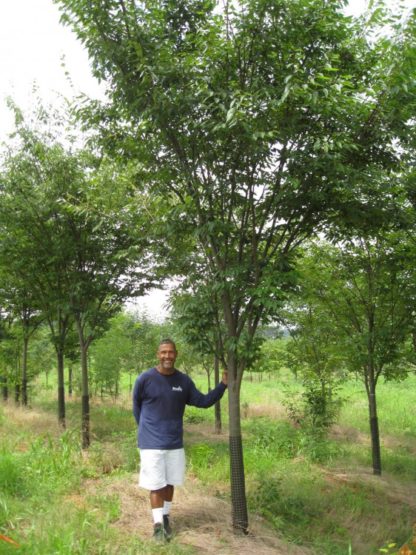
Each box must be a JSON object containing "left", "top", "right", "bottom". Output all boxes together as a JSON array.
[{"left": 1, "top": 371, "right": 416, "bottom": 555}]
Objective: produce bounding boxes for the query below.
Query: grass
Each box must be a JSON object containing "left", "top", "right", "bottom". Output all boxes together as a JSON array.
[
  {"left": 1, "top": 371, "right": 416, "bottom": 554},
  {"left": 338, "top": 375, "right": 416, "bottom": 437}
]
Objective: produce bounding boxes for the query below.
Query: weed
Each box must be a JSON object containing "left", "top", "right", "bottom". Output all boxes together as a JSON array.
[
  {"left": 245, "top": 417, "right": 298, "bottom": 458},
  {"left": 0, "top": 452, "right": 27, "bottom": 497},
  {"left": 187, "top": 442, "right": 229, "bottom": 484},
  {"left": 184, "top": 405, "right": 209, "bottom": 424},
  {"left": 87, "top": 493, "right": 121, "bottom": 523},
  {"left": 378, "top": 540, "right": 399, "bottom": 553}
]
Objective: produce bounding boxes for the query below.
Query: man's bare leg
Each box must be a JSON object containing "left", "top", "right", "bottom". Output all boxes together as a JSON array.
[
  {"left": 150, "top": 485, "right": 174, "bottom": 540},
  {"left": 150, "top": 484, "right": 174, "bottom": 508}
]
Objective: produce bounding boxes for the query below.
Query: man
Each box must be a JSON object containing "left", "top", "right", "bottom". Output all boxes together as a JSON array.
[{"left": 132, "top": 338, "right": 228, "bottom": 542}]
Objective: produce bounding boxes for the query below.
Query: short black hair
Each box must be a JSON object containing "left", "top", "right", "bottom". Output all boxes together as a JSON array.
[{"left": 158, "top": 338, "right": 177, "bottom": 351}]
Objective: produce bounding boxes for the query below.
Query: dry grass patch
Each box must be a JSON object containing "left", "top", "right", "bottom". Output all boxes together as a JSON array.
[
  {"left": 2, "top": 404, "right": 63, "bottom": 438},
  {"left": 85, "top": 473, "right": 313, "bottom": 555},
  {"left": 320, "top": 466, "right": 416, "bottom": 554},
  {"left": 330, "top": 424, "right": 416, "bottom": 455},
  {"left": 242, "top": 402, "right": 287, "bottom": 420},
  {"left": 330, "top": 424, "right": 369, "bottom": 445},
  {"left": 323, "top": 466, "right": 416, "bottom": 509}
]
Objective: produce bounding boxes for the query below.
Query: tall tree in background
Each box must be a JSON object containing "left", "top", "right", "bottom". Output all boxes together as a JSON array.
[
  {"left": 56, "top": 0, "right": 416, "bottom": 531},
  {"left": 51, "top": 155, "right": 157, "bottom": 448},
  {"left": 0, "top": 313, "right": 11, "bottom": 400},
  {"left": 0, "top": 219, "right": 44, "bottom": 406},
  {"left": 0, "top": 115, "right": 79, "bottom": 424},
  {"left": 0, "top": 105, "right": 159, "bottom": 446},
  {"left": 90, "top": 312, "right": 137, "bottom": 398},
  {"left": 298, "top": 238, "right": 415, "bottom": 475}
]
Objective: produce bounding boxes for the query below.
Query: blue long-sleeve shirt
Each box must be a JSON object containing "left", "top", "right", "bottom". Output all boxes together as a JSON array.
[{"left": 132, "top": 367, "right": 227, "bottom": 449}]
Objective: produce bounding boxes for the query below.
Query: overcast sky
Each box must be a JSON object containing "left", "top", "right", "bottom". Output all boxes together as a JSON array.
[
  {"left": 0, "top": 0, "right": 413, "bottom": 319},
  {"left": 0, "top": 0, "right": 101, "bottom": 137}
]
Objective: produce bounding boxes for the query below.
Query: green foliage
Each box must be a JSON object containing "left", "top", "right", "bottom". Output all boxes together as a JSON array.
[
  {"left": 6, "top": 432, "right": 81, "bottom": 500},
  {"left": 170, "top": 288, "right": 228, "bottom": 371},
  {"left": 0, "top": 100, "right": 163, "bottom": 443},
  {"left": 54, "top": 0, "right": 416, "bottom": 381},
  {"left": 247, "top": 418, "right": 298, "bottom": 459},
  {"left": 184, "top": 407, "right": 206, "bottom": 424},
  {"left": 0, "top": 452, "right": 27, "bottom": 497},
  {"left": 53, "top": 0, "right": 416, "bottom": 525},
  {"left": 283, "top": 383, "right": 344, "bottom": 434},
  {"left": 255, "top": 337, "right": 288, "bottom": 375},
  {"left": 283, "top": 238, "right": 416, "bottom": 474},
  {"left": 249, "top": 474, "right": 322, "bottom": 533},
  {"left": 90, "top": 313, "right": 133, "bottom": 397}
]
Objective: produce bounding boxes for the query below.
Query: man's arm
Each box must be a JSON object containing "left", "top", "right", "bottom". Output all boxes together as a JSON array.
[
  {"left": 187, "top": 373, "right": 228, "bottom": 408},
  {"left": 132, "top": 375, "right": 143, "bottom": 425}
]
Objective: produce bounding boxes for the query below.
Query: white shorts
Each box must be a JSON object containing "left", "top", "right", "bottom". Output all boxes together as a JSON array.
[{"left": 139, "top": 448, "right": 186, "bottom": 491}]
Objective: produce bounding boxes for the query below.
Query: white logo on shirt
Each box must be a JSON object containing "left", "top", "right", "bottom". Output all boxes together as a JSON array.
[{"left": 172, "top": 386, "right": 183, "bottom": 392}]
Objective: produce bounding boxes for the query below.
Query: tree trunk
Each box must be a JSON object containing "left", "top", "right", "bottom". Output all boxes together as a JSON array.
[
  {"left": 367, "top": 376, "right": 381, "bottom": 475},
  {"left": 68, "top": 365, "right": 73, "bottom": 397},
  {"left": 57, "top": 349, "right": 66, "bottom": 428},
  {"left": 214, "top": 353, "right": 222, "bottom": 434},
  {"left": 228, "top": 357, "right": 248, "bottom": 534},
  {"left": 1, "top": 375, "right": 8, "bottom": 401},
  {"left": 15, "top": 383, "right": 20, "bottom": 405},
  {"left": 21, "top": 336, "right": 29, "bottom": 406},
  {"left": 77, "top": 326, "right": 90, "bottom": 449}
]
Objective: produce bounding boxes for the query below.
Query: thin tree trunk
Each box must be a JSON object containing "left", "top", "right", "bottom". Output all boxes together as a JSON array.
[
  {"left": 228, "top": 356, "right": 248, "bottom": 534},
  {"left": 366, "top": 308, "right": 381, "bottom": 475},
  {"left": 68, "top": 365, "right": 73, "bottom": 397},
  {"left": 214, "top": 353, "right": 222, "bottom": 434},
  {"left": 21, "top": 336, "right": 29, "bottom": 406},
  {"left": 367, "top": 380, "right": 381, "bottom": 475},
  {"left": 1, "top": 375, "right": 8, "bottom": 401},
  {"left": 206, "top": 367, "right": 212, "bottom": 391},
  {"left": 80, "top": 342, "right": 90, "bottom": 448},
  {"left": 15, "top": 384, "right": 20, "bottom": 404},
  {"left": 77, "top": 321, "right": 91, "bottom": 449},
  {"left": 57, "top": 349, "right": 66, "bottom": 428}
]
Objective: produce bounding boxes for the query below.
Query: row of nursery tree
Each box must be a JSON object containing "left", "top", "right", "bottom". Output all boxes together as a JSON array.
[{"left": 1, "top": 0, "right": 415, "bottom": 534}]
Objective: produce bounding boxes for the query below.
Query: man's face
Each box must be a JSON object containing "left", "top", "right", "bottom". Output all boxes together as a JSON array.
[{"left": 156, "top": 343, "right": 177, "bottom": 372}]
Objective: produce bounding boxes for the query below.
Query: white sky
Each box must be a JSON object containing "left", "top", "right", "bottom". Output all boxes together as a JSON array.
[{"left": 0, "top": 0, "right": 413, "bottom": 320}]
